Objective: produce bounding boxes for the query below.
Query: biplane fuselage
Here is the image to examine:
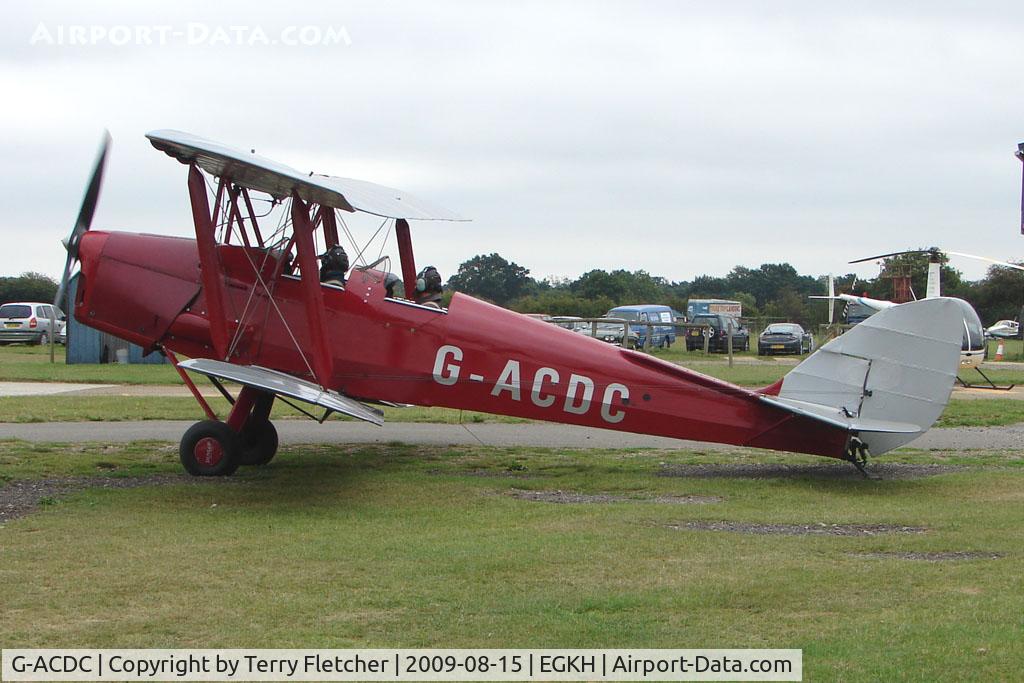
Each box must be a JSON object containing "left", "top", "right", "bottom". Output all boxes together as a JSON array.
[{"left": 74, "top": 230, "right": 849, "bottom": 457}]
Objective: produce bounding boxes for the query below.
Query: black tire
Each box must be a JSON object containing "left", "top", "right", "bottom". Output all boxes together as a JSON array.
[
  {"left": 179, "top": 420, "right": 240, "bottom": 476},
  {"left": 38, "top": 332, "right": 49, "bottom": 346},
  {"left": 238, "top": 420, "right": 279, "bottom": 466}
]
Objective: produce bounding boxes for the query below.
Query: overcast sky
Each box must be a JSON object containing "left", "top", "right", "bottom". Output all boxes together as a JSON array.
[{"left": 3, "top": 1, "right": 1024, "bottom": 287}]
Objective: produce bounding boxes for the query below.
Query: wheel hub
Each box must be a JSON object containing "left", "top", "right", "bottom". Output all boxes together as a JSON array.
[{"left": 194, "top": 436, "right": 224, "bottom": 467}]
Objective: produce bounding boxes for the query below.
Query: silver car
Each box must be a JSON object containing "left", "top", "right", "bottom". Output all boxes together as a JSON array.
[{"left": 0, "top": 302, "right": 65, "bottom": 345}]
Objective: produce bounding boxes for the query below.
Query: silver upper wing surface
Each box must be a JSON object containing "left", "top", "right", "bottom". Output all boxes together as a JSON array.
[{"left": 147, "top": 129, "right": 466, "bottom": 221}]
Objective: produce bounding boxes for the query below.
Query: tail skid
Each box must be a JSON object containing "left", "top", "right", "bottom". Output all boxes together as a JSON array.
[{"left": 761, "top": 298, "right": 963, "bottom": 456}]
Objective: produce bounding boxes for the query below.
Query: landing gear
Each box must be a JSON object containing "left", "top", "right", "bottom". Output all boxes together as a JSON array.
[
  {"left": 238, "top": 419, "right": 279, "bottom": 466},
  {"left": 845, "top": 436, "right": 874, "bottom": 479},
  {"left": 956, "top": 368, "right": 1015, "bottom": 391},
  {"left": 179, "top": 420, "right": 240, "bottom": 476},
  {"left": 178, "top": 387, "right": 278, "bottom": 476}
]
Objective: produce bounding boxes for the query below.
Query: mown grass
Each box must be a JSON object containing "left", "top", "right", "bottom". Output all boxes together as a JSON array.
[
  {"left": 0, "top": 396, "right": 528, "bottom": 424},
  {"left": 986, "top": 336, "right": 1024, "bottom": 360},
  {"left": 0, "top": 344, "right": 180, "bottom": 384},
  {"left": 0, "top": 441, "right": 1022, "bottom": 680},
  {"left": 7, "top": 343, "right": 1024, "bottom": 388},
  {"left": 1, "top": 395, "right": 1021, "bottom": 429},
  {"left": 934, "top": 399, "right": 1024, "bottom": 427}
]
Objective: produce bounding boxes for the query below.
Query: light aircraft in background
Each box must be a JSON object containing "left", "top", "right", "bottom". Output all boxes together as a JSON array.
[
  {"left": 56, "top": 131, "right": 965, "bottom": 476},
  {"left": 986, "top": 320, "right": 1020, "bottom": 339}
]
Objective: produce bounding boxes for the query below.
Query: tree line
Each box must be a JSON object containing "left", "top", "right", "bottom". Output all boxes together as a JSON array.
[
  {"left": 6, "top": 250, "right": 1021, "bottom": 329},
  {"left": 443, "top": 252, "right": 1024, "bottom": 327},
  {"left": 0, "top": 273, "right": 59, "bottom": 307}
]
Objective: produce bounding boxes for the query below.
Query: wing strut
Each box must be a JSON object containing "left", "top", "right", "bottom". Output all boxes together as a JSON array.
[
  {"left": 396, "top": 218, "right": 417, "bottom": 299},
  {"left": 187, "top": 164, "right": 232, "bottom": 359},
  {"left": 290, "top": 191, "right": 335, "bottom": 386}
]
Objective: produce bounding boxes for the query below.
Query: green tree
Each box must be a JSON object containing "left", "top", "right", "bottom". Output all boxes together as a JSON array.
[
  {"left": 968, "top": 264, "right": 1024, "bottom": 324},
  {"left": 446, "top": 253, "right": 535, "bottom": 306},
  {"left": 510, "top": 291, "right": 616, "bottom": 318},
  {"left": 0, "top": 272, "right": 59, "bottom": 305}
]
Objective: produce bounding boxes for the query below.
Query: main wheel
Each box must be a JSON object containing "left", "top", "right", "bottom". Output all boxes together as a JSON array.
[
  {"left": 238, "top": 420, "right": 279, "bottom": 466},
  {"left": 180, "top": 420, "right": 240, "bottom": 476},
  {"left": 38, "top": 332, "right": 49, "bottom": 346}
]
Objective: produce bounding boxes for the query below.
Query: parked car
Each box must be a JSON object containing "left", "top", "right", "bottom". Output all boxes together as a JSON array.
[
  {"left": 605, "top": 304, "right": 677, "bottom": 349},
  {"left": 686, "top": 313, "right": 750, "bottom": 352},
  {"left": 758, "top": 323, "right": 814, "bottom": 356},
  {"left": 0, "top": 302, "right": 65, "bottom": 345},
  {"left": 549, "top": 316, "right": 590, "bottom": 333},
  {"left": 585, "top": 321, "right": 640, "bottom": 348}
]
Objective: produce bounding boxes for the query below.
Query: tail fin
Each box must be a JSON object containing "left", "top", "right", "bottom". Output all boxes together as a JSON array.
[
  {"left": 760, "top": 298, "right": 962, "bottom": 456},
  {"left": 809, "top": 274, "right": 839, "bottom": 324},
  {"left": 827, "top": 274, "right": 835, "bottom": 324}
]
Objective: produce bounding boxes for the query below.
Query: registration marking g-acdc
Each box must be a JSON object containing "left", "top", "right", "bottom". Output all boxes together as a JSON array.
[{"left": 432, "top": 344, "right": 629, "bottom": 424}]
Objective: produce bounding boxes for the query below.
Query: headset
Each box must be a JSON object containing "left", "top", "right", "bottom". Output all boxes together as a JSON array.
[{"left": 416, "top": 266, "right": 441, "bottom": 293}]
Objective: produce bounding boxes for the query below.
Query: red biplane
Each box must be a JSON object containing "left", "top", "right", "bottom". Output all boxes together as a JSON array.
[{"left": 56, "top": 131, "right": 964, "bottom": 476}]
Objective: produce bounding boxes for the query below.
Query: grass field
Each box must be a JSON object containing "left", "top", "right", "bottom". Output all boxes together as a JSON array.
[
  {"left": 1, "top": 441, "right": 1022, "bottom": 680},
  {"left": 3, "top": 345, "right": 1024, "bottom": 428},
  {"left": 7, "top": 342, "right": 1024, "bottom": 388},
  {"left": 0, "top": 395, "right": 1022, "bottom": 429},
  {"left": 0, "top": 395, "right": 529, "bottom": 425},
  {"left": 0, "top": 344, "right": 180, "bottom": 384}
]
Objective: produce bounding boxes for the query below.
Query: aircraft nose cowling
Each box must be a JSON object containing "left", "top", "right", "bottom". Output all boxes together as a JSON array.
[
  {"left": 72, "top": 230, "right": 109, "bottom": 310},
  {"left": 73, "top": 231, "right": 202, "bottom": 352}
]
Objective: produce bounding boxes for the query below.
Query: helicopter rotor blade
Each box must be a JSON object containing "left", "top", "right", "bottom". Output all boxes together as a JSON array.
[
  {"left": 848, "top": 249, "right": 930, "bottom": 264},
  {"left": 943, "top": 250, "right": 1024, "bottom": 272}
]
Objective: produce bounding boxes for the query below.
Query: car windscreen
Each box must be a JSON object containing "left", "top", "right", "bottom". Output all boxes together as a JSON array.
[
  {"left": 764, "top": 324, "right": 800, "bottom": 334},
  {"left": 0, "top": 304, "right": 31, "bottom": 319},
  {"left": 607, "top": 310, "right": 640, "bottom": 321}
]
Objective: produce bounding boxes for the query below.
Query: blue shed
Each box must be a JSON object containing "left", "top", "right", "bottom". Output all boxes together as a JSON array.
[{"left": 65, "top": 275, "right": 168, "bottom": 365}]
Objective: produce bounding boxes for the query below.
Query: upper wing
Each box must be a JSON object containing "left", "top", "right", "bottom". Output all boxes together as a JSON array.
[{"left": 147, "top": 129, "right": 466, "bottom": 221}]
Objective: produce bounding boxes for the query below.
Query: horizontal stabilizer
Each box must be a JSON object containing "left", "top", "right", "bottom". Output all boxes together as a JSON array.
[
  {"left": 178, "top": 358, "right": 384, "bottom": 426},
  {"left": 759, "top": 395, "right": 921, "bottom": 434},
  {"left": 768, "top": 298, "right": 963, "bottom": 455}
]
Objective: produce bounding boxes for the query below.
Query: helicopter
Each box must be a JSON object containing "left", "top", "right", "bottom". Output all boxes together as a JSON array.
[{"left": 843, "top": 247, "right": 1024, "bottom": 389}]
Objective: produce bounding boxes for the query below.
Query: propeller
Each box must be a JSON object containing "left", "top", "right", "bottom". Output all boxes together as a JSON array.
[
  {"left": 55, "top": 131, "right": 111, "bottom": 310},
  {"left": 850, "top": 247, "right": 1024, "bottom": 272}
]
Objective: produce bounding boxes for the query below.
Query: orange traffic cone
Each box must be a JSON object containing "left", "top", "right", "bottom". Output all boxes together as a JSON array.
[{"left": 995, "top": 341, "right": 1005, "bottom": 361}]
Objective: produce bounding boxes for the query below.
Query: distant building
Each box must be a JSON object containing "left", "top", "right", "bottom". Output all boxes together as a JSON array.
[{"left": 65, "top": 276, "right": 167, "bottom": 365}]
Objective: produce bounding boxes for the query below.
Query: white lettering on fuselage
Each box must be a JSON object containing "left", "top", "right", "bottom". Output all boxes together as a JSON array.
[
  {"left": 491, "top": 360, "right": 522, "bottom": 401},
  {"left": 564, "top": 374, "right": 594, "bottom": 414},
  {"left": 432, "top": 344, "right": 462, "bottom": 385},
  {"left": 432, "top": 345, "right": 629, "bottom": 424}
]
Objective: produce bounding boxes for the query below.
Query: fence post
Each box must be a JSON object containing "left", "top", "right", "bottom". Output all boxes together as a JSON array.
[{"left": 726, "top": 318, "right": 734, "bottom": 367}]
